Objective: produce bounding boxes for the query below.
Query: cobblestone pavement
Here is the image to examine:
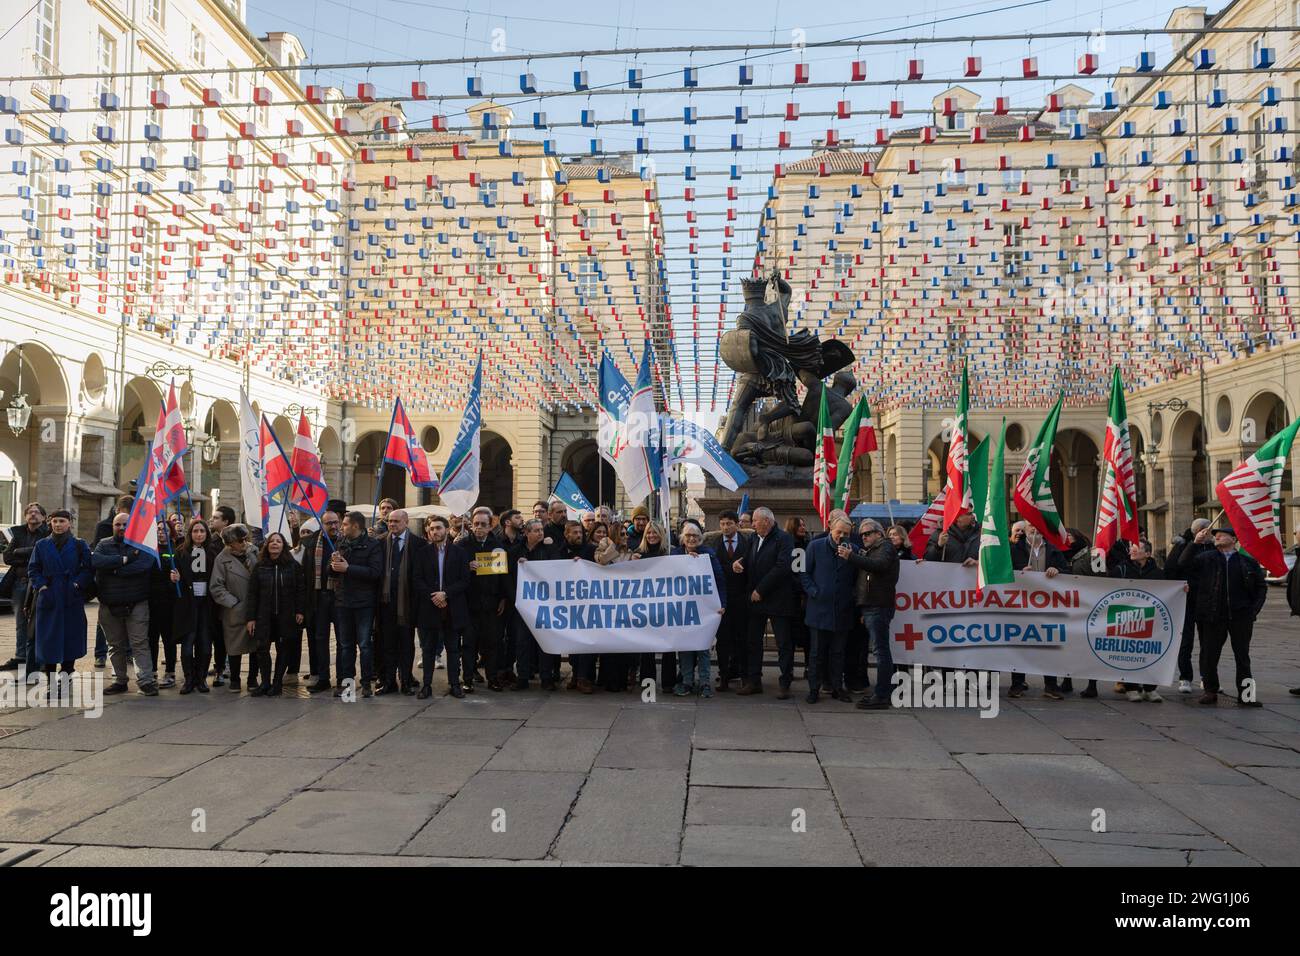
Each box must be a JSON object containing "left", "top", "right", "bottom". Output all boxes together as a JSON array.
[{"left": 0, "top": 594, "right": 1296, "bottom": 867}]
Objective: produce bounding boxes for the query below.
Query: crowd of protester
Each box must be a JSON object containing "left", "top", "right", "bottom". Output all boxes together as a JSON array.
[{"left": 1, "top": 495, "right": 1295, "bottom": 709}]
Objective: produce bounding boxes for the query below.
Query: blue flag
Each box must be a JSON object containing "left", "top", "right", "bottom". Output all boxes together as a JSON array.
[
  {"left": 598, "top": 351, "right": 634, "bottom": 466},
  {"left": 550, "top": 472, "right": 594, "bottom": 520},
  {"left": 661, "top": 416, "right": 749, "bottom": 492},
  {"left": 738, "top": 492, "right": 751, "bottom": 517},
  {"left": 439, "top": 356, "right": 482, "bottom": 514}
]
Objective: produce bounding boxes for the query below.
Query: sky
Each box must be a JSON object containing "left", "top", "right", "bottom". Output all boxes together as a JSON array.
[{"left": 243, "top": 0, "right": 1194, "bottom": 428}]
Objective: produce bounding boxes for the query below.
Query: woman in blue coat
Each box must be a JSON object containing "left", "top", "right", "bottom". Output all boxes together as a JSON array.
[{"left": 26, "top": 509, "right": 94, "bottom": 673}]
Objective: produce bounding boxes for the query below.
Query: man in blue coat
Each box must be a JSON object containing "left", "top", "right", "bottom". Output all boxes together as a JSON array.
[
  {"left": 26, "top": 509, "right": 93, "bottom": 678},
  {"left": 800, "top": 515, "right": 858, "bottom": 704}
]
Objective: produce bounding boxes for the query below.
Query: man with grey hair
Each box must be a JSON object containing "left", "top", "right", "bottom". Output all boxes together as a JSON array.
[
  {"left": 799, "top": 515, "right": 858, "bottom": 704},
  {"left": 1167, "top": 516, "right": 1213, "bottom": 694},
  {"left": 734, "top": 507, "right": 797, "bottom": 697},
  {"left": 848, "top": 518, "right": 900, "bottom": 709}
]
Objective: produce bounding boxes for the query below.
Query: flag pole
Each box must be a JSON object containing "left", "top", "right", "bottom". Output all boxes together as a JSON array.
[
  {"left": 878, "top": 446, "right": 895, "bottom": 528},
  {"left": 372, "top": 399, "right": 398, "bottom": 527}
]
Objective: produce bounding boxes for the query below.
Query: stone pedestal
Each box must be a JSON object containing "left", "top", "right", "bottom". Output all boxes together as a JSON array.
[{"left": 698, "top": 466, "right": 824, "bottom": 533}]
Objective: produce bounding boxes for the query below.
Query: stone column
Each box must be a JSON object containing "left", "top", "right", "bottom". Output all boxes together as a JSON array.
[
  {"left": 32, "top": 404, "right": 72, "bottom": 511},
  {"left": 219, "top": 441, "right": 242, "bottom": 518},
  {"left": 1164, "top": 450, "right": 1196, "bottom": 538}
]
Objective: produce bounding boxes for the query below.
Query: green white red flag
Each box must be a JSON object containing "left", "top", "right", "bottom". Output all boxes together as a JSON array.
[
  {"left": 970, "top": 420, "right": 1014, "bottom": 591},
  {"left": 942, "top": 361, "right": 974, "bottom": 531},
  {"left": 1216, "top": 416, "right": 1300, "bottom": 577},
  {"left": 813, "top": 386, "right": 836, "bottom": 525},
  {"left": 1094, "top": 368, "right": 1140, "bottom": 554},
  {"left": 832, "top": 395, "right": 877, "bottom": 512},
  {"left": 1013, "top": 392, "right": 1070, "bottom": 550}
]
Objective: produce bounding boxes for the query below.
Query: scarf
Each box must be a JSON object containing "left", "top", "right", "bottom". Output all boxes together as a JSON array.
[
  {"left": 314, "top": 533, "right": 339, "bottom": 591},
  {"left": 381, "top": 531, "right": 411, "bottom": 626},
  {"left": 51, "top": 530, "right": 71, "bottom": 549}
]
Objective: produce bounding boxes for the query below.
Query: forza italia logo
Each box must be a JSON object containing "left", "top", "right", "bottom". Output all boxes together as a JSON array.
[{"left": 1085, "top": 589, "right": 1173, "bottom": 672}]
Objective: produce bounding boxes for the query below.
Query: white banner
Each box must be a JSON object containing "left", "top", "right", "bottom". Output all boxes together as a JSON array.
[
  {"left": 892, "top": 563, "right": 1186, "bottom": 685},
  {"left": 515, "top": 554, "right": 723, "bottom": 654}
]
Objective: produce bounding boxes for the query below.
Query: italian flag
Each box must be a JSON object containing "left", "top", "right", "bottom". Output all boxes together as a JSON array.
[
  {"left": 1216, "top": 416, "right": 1300, "bottom": 577},
  {"left": 1012, "top": 392, "right": 1070, "bottom": 550},
  {"left": 832, "top": 395, "right": 878, "bottom": 511},
  {"left": 1094, "top": 368, "right": 1140, "bottom": 554},
  {"left": 942, "top": 361, "right": 974, "bottom": 531},
  {"left": 970, "top": 419, "right": 1014, "bottom": 590},
  {"left": 813, "top": 386, "right": 837, "bottom": 525}
]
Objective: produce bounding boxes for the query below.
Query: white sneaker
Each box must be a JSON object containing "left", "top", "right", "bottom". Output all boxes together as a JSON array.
[
  {"left": 283, "top": 673, "right": 298, "bottom": 686},
  {"left": 1126, "top": 690, "right": 1143, "bottom": 702},
  {"left": 1178, "top": 679, "right": 1193, "bottom": 694},
  {"left": 1143, "top": 690, "right": 1163, "bottom": 703}
]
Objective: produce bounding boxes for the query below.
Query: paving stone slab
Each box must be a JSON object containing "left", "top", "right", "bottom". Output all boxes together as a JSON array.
[
  {"left": 52, "top": 755, "right": 337, "bottom": 849},
  {"left": 1164, "top": 727, "right": 1300, "bottom": 768},
  {"left": 226, "top": 788, "right": 444, "bottom": 854},
  {"left": 553, "top": 768, "right": 686, "bottom": 865},
  {"left": 233, "top": 705, "right": 415, "bottom": 758},
  {"left": 260, "top": 852, "right": 468, "bottom": 866},
  {"left": 595, "top": 707, "right": 695, "bottom": 771},
  {"left": 396, "top": 717, "right": 522, "bottom": 748},
  {"left": 800, "top": 712, "right": 893, "bottom": 739},
  {"left": 402, "top": 770, "right": 584, "bottom": 860},
  {"left": 43, "top": 846, "right": 269, "bottom": 867},
  {"left": 1080, "top": 739, "right": 1257, "bottom": 786},
  {"left": 845, "top": 818, "right": 1055, "bottom": 866},
  {"left": 1142, "top": 782, "right": 1300, "bottom": 867},
  {"left": 1017, "top": 703, "right": 1166, "bottom": 740},
  {"left": 690, "top": 749, "right": 825, "bottom": 789},
  {"left": 686, "top": 785, "right": 842, "bottom": 828},
  {"left": 0, "top": 705, "right": 194, "bottom": 751},
  {"left": 314, "top": 741, "right": 496, "bottom": 795},
  {"left": 484, "top": 727, "right": 607, "bottom": 772},
  {"left": 690, "top": 706, "right": 813, "bottom": 752},
  {"left": 0, "top": 706, "right": 88, "bottom": 727},
  {"left": 916, "top": 710, "right": 1082, "bottom": 755},
  {"left": 1208, "top": 707, "right": 1300, "bottom": 735},
  {"left": 49, "top": 741, "right": 227, "bottom": 778},
  {"left": 525, "top": 698, "right": 625, "bottom": 729},
  {"left": 956, "top": 754, "right": 1205, "bottom": 833},
  {"left": 1035, "top": 840, "right": 1203, "bottom": 866},
  {"left": 0, "top": 772, "right": 160, "bottom": 842},
  {"left": 143, "top": 700, "right": 312, "bottom": 744},
  {"left": 415, "top": 694, "right": 546, "bottom": 720},
  {"left": 1025, "top": 828, "right": 1238, "bottom": 851},
  {"left": 680, "top": 822, "right": 861, "bottom": 866},
  {"left": 1238, "top": 765, "right": 1300, "bottom": 799},
  {"left": 0, "top": 749, "right": 82, "bottom": 788},
  {"left": 0, "top": 842, "right": 76, "bottom": 866},
  {"left": 811, "top": 720, "right": 957, "bottom": 770},
  {"left": 827, "top": 767, "right": 1013, "bottom": 821}
]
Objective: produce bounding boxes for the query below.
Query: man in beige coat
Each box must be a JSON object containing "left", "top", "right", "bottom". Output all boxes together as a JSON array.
[{"left": 211, "top": 525, "right": 258, "bottom": 692}]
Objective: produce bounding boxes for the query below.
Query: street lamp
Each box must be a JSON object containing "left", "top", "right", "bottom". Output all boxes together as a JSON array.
[
  {"left": 199, "top": 434, "right": 220, "bottom": 464},
  {"left": 1145, "top": 397, "right": 1188, "bottom": 459},
  {"left": 283, "top": 403, "right": 317, "bottom": 427},
  {"left": 6, "top": 345, "right": 31, "bottom": 435},
  {"left": 143, "top": 361, "right": 194, "bottom": 384}
]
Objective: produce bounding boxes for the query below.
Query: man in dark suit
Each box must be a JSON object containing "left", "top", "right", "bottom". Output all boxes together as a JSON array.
[
  {"left": 376, "top": 508, "right": 426, "bottom": 695},
  {"left": 300, "top": 510, "right": 342, "bottom": 693},
  {"left": 734, "top": 506, "right": 797, "bottom": 698},
  {"left": 703, "top": 510, "right": 750, "bottom": 691},
  {"left": 414, "top": 515, "right": 471, "bottom": 699}
]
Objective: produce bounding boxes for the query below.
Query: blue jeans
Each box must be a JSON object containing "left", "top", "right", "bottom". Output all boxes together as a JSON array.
[
  {"left": 310, "top": 591, "right": 336, "bottom": 682},
  {"left": 861, "top": 607, "right": 894, "bottom": 701},
  {"left": 678, "top": 649, "right": 711, "bottom": 689},
  {"left": 335, "top": 605, "right": 374, "bottom": 683},
  {"left": 13, "top": 578, "right": 31, "bottom": 662}
]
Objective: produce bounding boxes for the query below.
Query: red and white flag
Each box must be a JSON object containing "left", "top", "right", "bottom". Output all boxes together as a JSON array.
[
  {"left": 1215, "top": 416, "right": 1300, "bottom": 577},
  {"left": 151, "top": 382, "right": 188, "bottom": 503},
  {"left": 1094, "top": 368, "right": 1140, "bottom": 554},
  {"left": 384, "top": 397, "right": 438, "bottom": 488},
  {"left": 909, "top": 484, "right": 948, "bottom": 555},
  {"left": 813, "top": 388, "right": 837, "bottom": 525},
  {"left": 941, "top": 363, "right": 973, "bottom": 531},
  {"left": 288, "top": 413, "right": 329, "bottom": 515}
]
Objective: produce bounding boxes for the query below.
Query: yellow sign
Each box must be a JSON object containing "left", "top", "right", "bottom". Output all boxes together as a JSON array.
[{"left": 475, "top": 550, "right": 508, "bottom": 575}]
